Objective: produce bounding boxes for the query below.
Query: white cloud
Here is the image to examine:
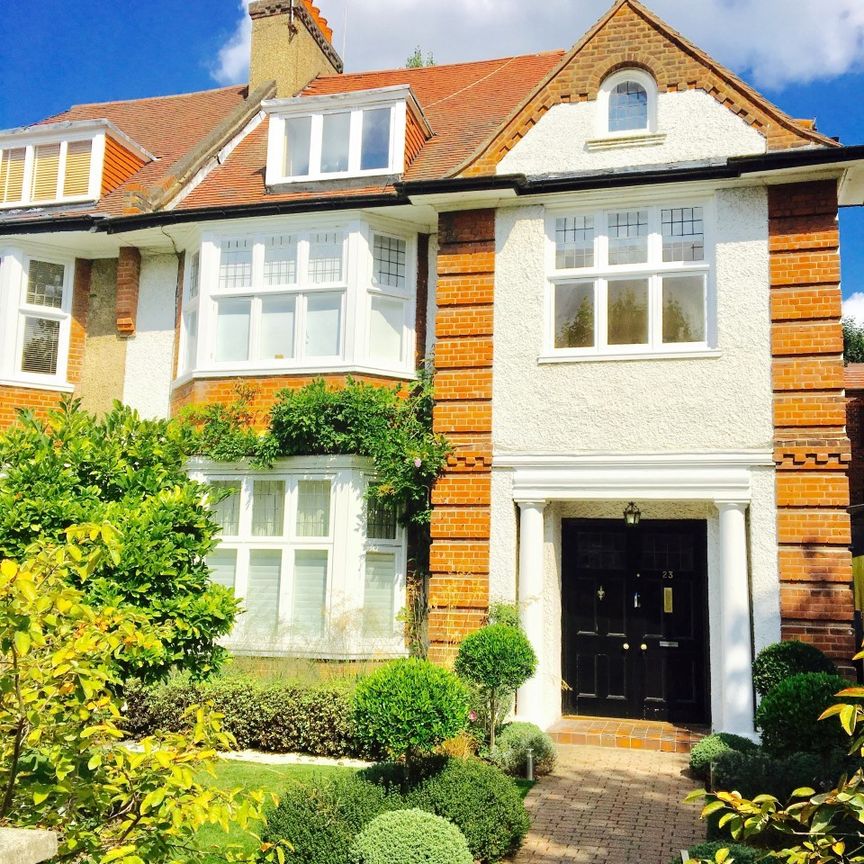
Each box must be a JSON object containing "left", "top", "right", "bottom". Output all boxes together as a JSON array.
[
  {"left": 211, "top": 0, "right": 864, "bottom": 92},
  {"left": 844, "top": 292, "right": 864, "bottom": 324}
]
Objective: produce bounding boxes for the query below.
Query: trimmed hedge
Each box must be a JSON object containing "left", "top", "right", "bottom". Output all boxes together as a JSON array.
[
  {"left": 121, "top": 676, "right": 376, "bottom": 758},
  {"left": 711, "top": 749, "right": 836, "bottom": 800},
  {"left": 263, "top": 758, "right": 529, "bottom": 864},
  {"left": 689, "top": 733, "right": 758, "bottom": 781},
  {"left": 351, "top": 809, "right": 473, "bottom": 864},
  {"left": 752, "top": 641, "right": 836, "bottom": 698},
  {"left": 755, "top": 672, "right": 848, "bottom": 756},
  {"left": 671, "top": 841, "right": 766, "bottom": 863},
  {"left": 489, "top": 722, "right": 557, "bottom": 778}
]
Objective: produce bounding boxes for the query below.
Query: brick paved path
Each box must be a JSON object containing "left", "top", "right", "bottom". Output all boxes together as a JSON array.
[{"left": 515, "top": 745, "right": 705, "bottom": 864}]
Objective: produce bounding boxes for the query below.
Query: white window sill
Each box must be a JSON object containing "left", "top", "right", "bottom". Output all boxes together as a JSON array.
[
  {"left": 0, "top": 196, "right": 96, "bottom": 210},
  {"left": 538, "top": 349, "right": 721, "bottom": 364},
  {"left": 586, "top": 132, "right": 667, "bottom": 151},
  {"left": 221, "top": 634, "right": 408, "bottom": 661},
  {"left": 0, "top": 376, "right": 74, "bottom": 393},
  {"left": 172, "top": 364, "right": 417, "bottom": 390}
]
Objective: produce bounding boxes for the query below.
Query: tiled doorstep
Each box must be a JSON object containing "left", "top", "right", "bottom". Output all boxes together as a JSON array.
[{"left": 548, "top": 717, "right": 707, "bottom": 754}]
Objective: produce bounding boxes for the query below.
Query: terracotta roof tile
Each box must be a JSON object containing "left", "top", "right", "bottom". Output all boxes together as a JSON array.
[
  {"left": 177, "top": 52, "right": 565, "bottom": 211},
  {"left": 846, "top": 364, "right": 864, "bottom": 391}
]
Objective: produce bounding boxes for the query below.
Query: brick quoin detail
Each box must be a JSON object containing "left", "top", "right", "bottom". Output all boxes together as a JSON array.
[
  {"left": 460, "top": 1, "right": 832, "bottom": 177},
  {"left": 0, "top": 258, "right": 90, "bottom": 429},
  {"left": 769, "top": 180, "right": 854, "bottom": 664},
  {"left": 428, "top": 209, "right": 495, "bottom": 664},
  {"left": 116, "top": 247, "right": 141, "bottom": 337}
]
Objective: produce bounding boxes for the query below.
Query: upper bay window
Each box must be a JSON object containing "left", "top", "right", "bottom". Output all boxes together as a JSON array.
[
  {"left": 264, "top": 86, "right": 428, "bottom": 186},
  {"left": 0, "top": 249, "right": 74, "bottom": 388},
  {"left": 547, "top": 203, "right": 713, "bottom": 359},
  {"left": 597, "top": 69, "right": 658, "bottom": 139},
  {"left": 179, "top": 220, "right": 416, "bottom": 379}
]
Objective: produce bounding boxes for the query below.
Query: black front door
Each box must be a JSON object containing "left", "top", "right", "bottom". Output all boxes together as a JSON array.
[{"left": 562, "top": 519, "right": 709, "bottom": 724}]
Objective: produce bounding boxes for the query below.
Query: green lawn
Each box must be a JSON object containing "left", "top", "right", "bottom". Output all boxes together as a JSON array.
[{"left": 197, "top": 760, "right": 355, "bottom": 857}]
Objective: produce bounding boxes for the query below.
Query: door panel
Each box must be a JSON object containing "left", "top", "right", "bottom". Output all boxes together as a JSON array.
[{"left": 562, "top": 519, "right": 709, "bottom": 724}]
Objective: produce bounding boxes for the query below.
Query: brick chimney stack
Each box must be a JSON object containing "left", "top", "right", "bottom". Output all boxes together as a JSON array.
[{"left": 249, "top": 0, "right": 343, "bottom": 98}]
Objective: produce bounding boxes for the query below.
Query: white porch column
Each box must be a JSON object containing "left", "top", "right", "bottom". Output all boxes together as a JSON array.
[
  {"left": 516, "top": 500, "right": 547, "bottom": 725},
  {"left": 716, "top": 501, "right": 756, "bottom": 738}
]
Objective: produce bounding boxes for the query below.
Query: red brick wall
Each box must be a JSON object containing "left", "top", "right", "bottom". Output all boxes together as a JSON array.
[
  {"left": 0, "top": 258, "right": 91, "bottom": 429},
  {"left": 770, "top": 181, "right": 855, "bottom": 662},
  {"left": 428, "top": 210, "right": 496, "bottom": 663},
  {"left": 847, "top": 386, "right": 864, "bottom": 511},
  {"left": 116, "top": 247, "right": 141, "bottom": 337}
]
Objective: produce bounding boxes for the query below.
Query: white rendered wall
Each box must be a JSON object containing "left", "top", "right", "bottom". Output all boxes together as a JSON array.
[
  {"left": 498, "top": 90, "right": 767, "bottom": 177},
  {"left": 122, "top": 254, "right": 177, "bottom": 419},
  {"left": 492, "top": 187, "right": 773, "bottom": 454}
]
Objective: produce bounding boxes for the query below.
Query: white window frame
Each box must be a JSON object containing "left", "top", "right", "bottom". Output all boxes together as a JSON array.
[
  {"left": 596, "top": 69, "right": 658, "bottom": 139},
  {"left": 191, "top": 457, "right": 408, "bottom": 658},
  {"left": 0, "top": 247, "right": 75, "bottom": 389},
  {"left": 543, "top": 199, "right": 717, "bottom": 362},
  {"left": 264, "top": 87, "right": 410, "bottom": 186},
  {"left": 177, "top": 216, "right": 418, "bottom": 381}
]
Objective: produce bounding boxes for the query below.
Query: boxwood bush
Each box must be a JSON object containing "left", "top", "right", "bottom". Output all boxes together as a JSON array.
[
  {"left": 489, "top": 722, "right": 557, "bottom": 777},
  {"left": 752, "top": 641, "right": 836, "bottom": 698},
  {"left": 121, "top": 675, "right": 374, "bottom": 758},
  {"left": 688, "top": 732, "right": 758, "bottom": 781},
  {"left": 710, "top": 749, "right": 834, "bottom": 800},
  {"left": 755, "top": 672, "right": 848, "bottom": 756},
  {"left": 351, "top": 809, "right": 473, "bottom": 864}
]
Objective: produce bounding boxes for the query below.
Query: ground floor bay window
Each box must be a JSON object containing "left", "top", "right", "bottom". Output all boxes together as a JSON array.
[{"left": 190, "top": 456, "right": 408, "bottom": 659}]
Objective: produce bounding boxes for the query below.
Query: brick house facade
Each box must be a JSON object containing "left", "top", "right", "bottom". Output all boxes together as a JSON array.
[{"left": 3, "top": 0, "right": 864, "bottom": 734}]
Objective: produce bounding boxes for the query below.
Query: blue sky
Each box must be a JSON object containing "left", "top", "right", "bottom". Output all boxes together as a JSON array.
[{"left": 2, "top": 0, "right": 862, "bottom": 305}]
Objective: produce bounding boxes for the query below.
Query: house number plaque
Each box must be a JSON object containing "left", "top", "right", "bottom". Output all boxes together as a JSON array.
[{"left": 663, "top": 586, "right": 674, "bottom": 614}]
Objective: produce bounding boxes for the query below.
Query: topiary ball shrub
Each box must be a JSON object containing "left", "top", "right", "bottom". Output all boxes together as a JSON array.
[
  {"left": 403, "top": 758, "right": 530, "bottom": 863},
  {"left": 689, "top": 732, "right": 758, "bottom": 781},
  {"left": 755, "top": 672, "right": 849, "bottom": 756},
  {"left": 489, "top": 722, "right": 557, "bottom": 778},
  {"left": 351, "top": 809, "right": 473, "bottom": 864},
  {"left": 263, "top": 772, "right": 398, "bottom": 864},
  {"left": 455, "top": 624, "right": 537, "bottom": 749},
  {"left": 353, "top": 659, "right": 469, "bottom": 768},
  {"left": 671, "top": 841, "right": 767, "bottom": 864},
  {"left": 752, "top": 641, "right": 837, "bottom": 698}
]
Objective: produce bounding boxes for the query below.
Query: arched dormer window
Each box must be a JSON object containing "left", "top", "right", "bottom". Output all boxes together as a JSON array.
[{"left": 598, "top": 69, "right": 658, "bottom": 138}]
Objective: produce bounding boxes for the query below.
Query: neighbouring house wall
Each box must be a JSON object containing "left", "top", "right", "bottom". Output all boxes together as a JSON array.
[
  {"left": 498, "top": 90, "right": 766, "bottom": 177},
  {"left": 769, "top": 180, "right": 855, "bottom": 663},
  {"left": 428, "top": 210, "right": 496, "bottom": 663},
  {"left": 491, "top": 188, "right": 774, "bottom": 455},
  {"left": 848, "top": 387, "right": 864, "bottom": 509},
  {"left": 122, "top": 254, "right": 179, "bottom": 419},
  {"left": 76, "top": 259, "right": 125, "bottom": 415}
]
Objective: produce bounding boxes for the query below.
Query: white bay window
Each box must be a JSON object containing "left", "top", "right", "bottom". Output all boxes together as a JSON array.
[
  {"left": 0, "top": 249, "right": 74, "bottom": 388},
  {"left": 195, "top": 457, "right": 407, "bottom": 658},
  {"left": 179, "top": 220, "right": 416, "bottom": 379},
  {"left": 546, "top": 203, "right": 714, "bottom": 359}
]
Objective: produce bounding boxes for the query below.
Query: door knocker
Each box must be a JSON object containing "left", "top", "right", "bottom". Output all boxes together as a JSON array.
[{"left": 597, "top": 586, "right": 606, "bottom": 601}]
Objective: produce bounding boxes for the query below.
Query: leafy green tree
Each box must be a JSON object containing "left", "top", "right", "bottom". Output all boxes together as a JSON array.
[
  {"left": 454, "top": 624, "right": 537, "bottom": 750},
  {"left": 0, "top": 399, "right": 238, "bottom": 682},
  {"left": 0, "top": 527, "right": 284, "bottom": 864},
  {"left": 843, "top": 317, "right": 864, "bottom": 364},
  {"left": 687, "top": 650, "right": 864, "bottom": 863},
  {"left": 406, "top": 46, "right": 435, "bottom": 68}
]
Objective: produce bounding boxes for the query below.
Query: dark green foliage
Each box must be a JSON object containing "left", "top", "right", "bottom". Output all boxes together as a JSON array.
[
  {"left": 0, "top": 399, "right": 236, "bottom": 682},
  {"left": 710, "top": 749, "right": 840, "bottom": 800},
  {"left": 353, "top": 659, "right": 470, "bottom": 765},
  {"left": 402, "top": 758, "right": 531, "bottom": 863},
  {"left": 755, "top": 672, "right": 849, "bottom": 755},
  {"left": 455, "top": 624, "right": 536, "bottom": 748},
  {"left": 351, "top": 809, "right": 472, "bottom": 864},
  {"left": 689, "top": 733, "right": 758, "bottom": 780},
  {"left": 671, "top": 841, "right": 767, "bottom": 864},
  {"left": 489, "top": 722, "right": 557, "bottom": 777},
  {"left": 752, "top": 640, "right": 837, "bottom": 697},
  {"left": 843, "top": 317, "right": 864, "bottom": 364},
  {"left": 121, "top": 676, "right": 373, "bottom": 758},
  {"left": 263, "top": 773, "right": 398, "bottom": 864}
]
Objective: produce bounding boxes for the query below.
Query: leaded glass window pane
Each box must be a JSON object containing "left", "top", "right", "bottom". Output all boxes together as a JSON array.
[
  {"left": 308, "top": 232, "right": 344, "bottom": 283},
  {"left": 555, "top": 216, "right": 594, "bottom": 269},
  {"left": 264, "top": 235, "right": 298, "bottom": 285},
  {"left": 367, "top": 498, "right": 397, "bottom": 540},
  {"left": 252, "top": 480, "right": 286, "bottom": 537},
  {"left": 609, "top": 80, "right": 648, "bottom": 133},
  {"left": 662, "top": 208, "right": 705, "bottom": 262},
  {"left": 26, "top": 260, "right": 65, "bottom": 308},
  {"left": 210, "top": 480, "right": 241, "bottom": 535},
  {"left": 296, "top": 480, "right": 331, "bottom": 537},
  {"left": 373, "top": 235, "right": 407, "bottom": 289},
  {"left": 219, "top": 240, "right": 252, "bottom": 291},
  {"left": 608, "top": 210, "right": 649, "bottom": 265}
]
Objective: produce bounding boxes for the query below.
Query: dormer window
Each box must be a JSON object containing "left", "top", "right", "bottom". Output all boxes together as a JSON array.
[
  {"left": 265, "top": 86, "right": 431, "bottom": 186},
  {"left": 598, "top": 69, "right": 658, "bottom": 138},
  {"left": 0, "top": 120, "right": 152, "bottom": 209}
]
